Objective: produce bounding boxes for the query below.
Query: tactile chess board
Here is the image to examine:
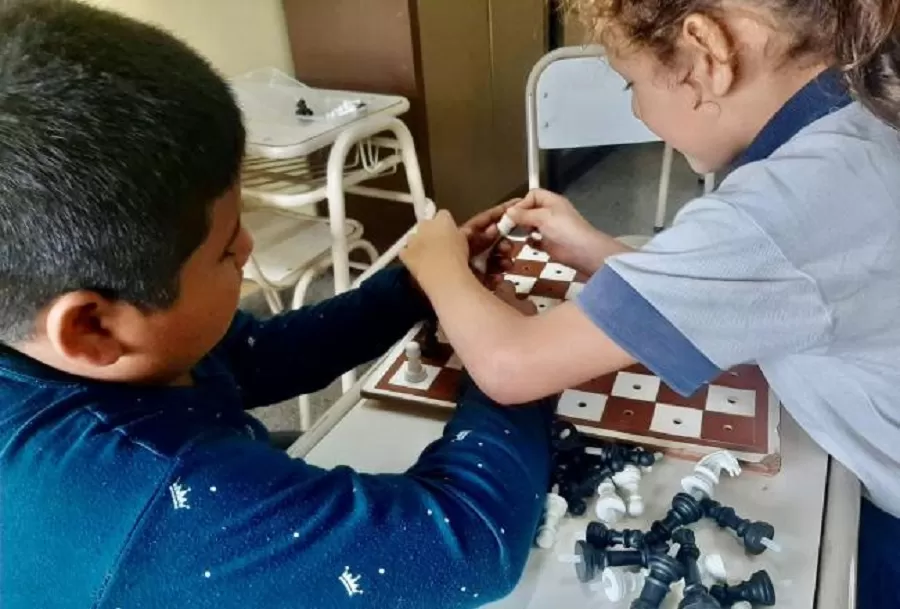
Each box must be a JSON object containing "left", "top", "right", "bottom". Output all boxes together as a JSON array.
[{"left": 362, "top": 237, "right": 782, "bottom": 472}]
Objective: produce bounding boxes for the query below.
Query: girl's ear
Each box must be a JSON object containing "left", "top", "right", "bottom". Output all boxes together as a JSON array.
[
  {"left": 681, "top": 13, "right": 737, "bottom": 100},
  {"left": 44, "top": 291, "right": 125, "bottom": 368}
]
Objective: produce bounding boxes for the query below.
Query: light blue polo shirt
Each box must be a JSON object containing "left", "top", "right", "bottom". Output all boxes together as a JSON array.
[{"left": 578, "top": 70, "right": 900, "bottom": 518}]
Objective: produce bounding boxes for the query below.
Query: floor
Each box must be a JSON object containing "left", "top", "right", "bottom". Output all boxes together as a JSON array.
[{"left": 244, "top": 142, "right": 708, "bottom": 436}]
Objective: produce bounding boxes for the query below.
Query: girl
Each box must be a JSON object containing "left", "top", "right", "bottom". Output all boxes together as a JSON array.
[{"left": 400, "top": 0, "right": 900, "bottom": 606}]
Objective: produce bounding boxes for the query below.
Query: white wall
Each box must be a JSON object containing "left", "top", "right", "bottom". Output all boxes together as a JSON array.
[{"left": 83, "top": 0, "right": 294, "bottom": 77}]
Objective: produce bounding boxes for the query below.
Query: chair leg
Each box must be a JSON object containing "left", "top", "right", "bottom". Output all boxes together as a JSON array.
[{"left": 655, "top": 144, "right": 674, "bottom": 233}]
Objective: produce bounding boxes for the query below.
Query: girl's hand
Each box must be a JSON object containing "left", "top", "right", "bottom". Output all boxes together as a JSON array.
[
  {"left": 400, "top": 210, "right": 470, "bottom": 286},
  {"left": 506, "top": 189, "right": 614, "bottom": 275}
]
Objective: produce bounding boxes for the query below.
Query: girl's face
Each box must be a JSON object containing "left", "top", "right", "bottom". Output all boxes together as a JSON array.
[{"left": 606, "top": 48, "right": 744, "bottom": 175}]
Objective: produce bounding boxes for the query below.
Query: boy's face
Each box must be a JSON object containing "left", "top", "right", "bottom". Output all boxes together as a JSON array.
[{"left": 20, "top": 185, "right": 253, "bottom": 386}]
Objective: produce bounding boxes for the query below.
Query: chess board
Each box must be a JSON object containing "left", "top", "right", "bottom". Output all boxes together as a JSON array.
[{"left": 361, "top": 237, "right": 782, "bottom": 473}]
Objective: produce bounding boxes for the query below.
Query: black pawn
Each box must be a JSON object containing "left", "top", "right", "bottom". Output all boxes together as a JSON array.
[
  {"left": 419, "top": 318, "right": 441, "bottom": 359},
  {"left": 586, "top": 521, "right": 645, "bottom": 550},
  {"left": 643, "top": 492, "right": 704, "bottom": 548},
  {"left": 710, "top": 570, "right": 776, "bottom": 607},
  {"left": 574, "top": 541, "right": 648, "bottom": 583},
  {"left": 630, "top": 554, "right": 684, "bottom": 609},
  {"left": 674, "top": 530, "right": 721, "bottom": 609},
  {"left": 702, "top": 499, "right": 776, "bottom": 555}
]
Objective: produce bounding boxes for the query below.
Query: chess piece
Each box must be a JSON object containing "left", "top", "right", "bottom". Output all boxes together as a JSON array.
[
  {"left": 701, "top": 499, "right": 780, "bottom": 555},
  {"left": 613, "top": 464, "right": 645, "bottom": 516},
  {"left": 595, "top": 480, "right": 627, "bottom": 524},
  {"left": 710, "top": 570, "right": 776, "bottom": 607},
  {"left": 643, "top": 493, "right": 705, "bottom": 548},
  {"left": 570, "top": 541, "right": 651, "bottom": 583},
  {"left": 593, "top": 568, "right": 645, "bottom": 603},
  {"left": 681, "top": 450, "right": 742, "bottom": 499},
  {"left": 404, "top": 341, "right": 428, "bottom": 383},
  {"left": 697, "top": 554, "right": 728, "bottom": 586},
  {"left": 673, "top": 529, "right": 721, "bottom": 609},
  {"left": 585, "top": 521, "right": 645, "bottom": 550},
  {"left": 470, "top": 213, "right": 516, "bottom": 274},
  {"left": 419, "top": 319, "right": 441, "bottom": 359},
  {"left": 630, "top": 554, "right": 685, "bottom": 609},
  {"left": 535, "top": 493, "right": 568, "bottom": 549}
]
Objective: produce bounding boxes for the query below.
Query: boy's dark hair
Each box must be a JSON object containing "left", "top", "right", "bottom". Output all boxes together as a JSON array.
[{"left": 0, "top": 0, "right": 245, "bottom": 342}]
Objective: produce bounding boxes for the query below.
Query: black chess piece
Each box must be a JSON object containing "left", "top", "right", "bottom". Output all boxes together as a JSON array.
[
  {"left": 630, "top": 553, "right": 684, "bottom": 609},
  {"left": 702, "top": 499, "right": 776, "bottom": 555},
  {"left": 419, "top": 318, "right": 441, "bottom": 359},
  {"left": 573, "top": 541, "right": 650, "bottom": 583},
  {"left": 643, "top": 492, "right": 705, "bottom": 548},
  {"left": 294, "top": 98, "right": 313, "bottom": 117},
  {"left": 710, "top": 570, "right": 776, "bottom": 607},
  {"left": 585, "top": 522, "right": 645, "bottom": 550},
  {"left": 673, "top": 529, "right": 721, "bottom": 609},
  {"left": 619, "top": 444, "right": 657, "bottom": 468}
]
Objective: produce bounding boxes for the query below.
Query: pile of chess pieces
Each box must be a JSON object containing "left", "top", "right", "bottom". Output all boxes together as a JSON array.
[{"left": 535, "top": 421, "right": 781, "bottom": 608}]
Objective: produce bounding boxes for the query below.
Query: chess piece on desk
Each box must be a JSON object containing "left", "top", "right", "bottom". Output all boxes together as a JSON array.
[
  {"left": 595, "top": 479, "right": 627, "bottom": 525},
  {"left": 568, "top": 541, "right": 652, "bottom": 583},
  {"left": 593, "top": 568, "right": 646, "bottom": 603},
  {"left": 681, "top": 450, "right": 742, "bottom": 499},
  {"left": 470, "top": 213, "right": 516, "bottom": 274},
  {"left": 643, "top": 493, "right": 705, "bottom": 549},
  {"left": 535, "top": 493, "right": 568, "bottom": 549},
  {"left": 404, "top": 341, "right": 428, "bottom": 383},
  {"left": 710, "top": 570, "right": 776, "bottom": 607},
  {"left": 673, "top": 529, "right": 720, "bottom": 609},
  {"left": 585, "top": 521, "right": 645, "bottom": 550},
  {"left": 697, "top": 554, "right": 728, "bottom": 586},
  {"left": 630, "top": 553, "right": 685, "bottom": 609},
  {"left": 613, "top": 464, "right": 646, "bottom": 516},
  {"left": 701, "top": 499, "right": 780, "bottom": 555}
]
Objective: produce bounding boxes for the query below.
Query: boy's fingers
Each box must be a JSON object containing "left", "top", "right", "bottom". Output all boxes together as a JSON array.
[{"left": 506, "top": 205, "right": 550, "bottom": 231}]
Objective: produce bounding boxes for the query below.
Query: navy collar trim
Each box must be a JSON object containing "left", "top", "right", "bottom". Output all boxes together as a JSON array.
[{"left": 732, "top": 69, "right": 852, "bottom": 168}]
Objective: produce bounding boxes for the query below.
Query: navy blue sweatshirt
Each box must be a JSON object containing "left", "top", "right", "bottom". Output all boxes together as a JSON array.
[{"left": 0, "top": 266, "right": 553, "bottom": 608}]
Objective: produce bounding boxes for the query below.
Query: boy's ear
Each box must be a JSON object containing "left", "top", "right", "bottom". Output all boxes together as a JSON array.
[
  {"left": 44, "top": 291, "right": 126, "bottom": 368},
  {"left": 681, "top": 13, "right": 737, "bottom": 100}
]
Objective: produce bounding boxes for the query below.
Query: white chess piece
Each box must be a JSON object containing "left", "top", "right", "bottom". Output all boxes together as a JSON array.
[
  {"left": 681, "top": 450, "right": 742, "bottom": 498},
  {"left": 612, "top": 464, "right": 645, "bottom": 516},
  {"left": 590, "top": 568, "right": 645, "bottom": 602},
  {"left": 732, "top": 603, "right": 752, "bottom": 609},
  {"left": 470, "top": 213, "right": 516, "bottom": 273},
  {"left": 594, "top": 479, "right": 627, "bottom": 524},
  {"left": 404, "top": 341, "right": 428, "bottom": 383},
  {"left": 697, "top": 553, "right": 728, "bottom": 585},
  {"left": 535, "top": 493, "right": 568, "bottom": 549}
]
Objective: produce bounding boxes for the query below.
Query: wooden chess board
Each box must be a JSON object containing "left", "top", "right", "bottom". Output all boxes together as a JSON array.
[{"left": 361, "top": 237, "right": 782, "bottom": 473}]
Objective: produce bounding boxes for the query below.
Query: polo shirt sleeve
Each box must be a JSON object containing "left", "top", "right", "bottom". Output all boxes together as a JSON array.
[{"left": 575, "top": 196, "right": 834, "bottom": 396}]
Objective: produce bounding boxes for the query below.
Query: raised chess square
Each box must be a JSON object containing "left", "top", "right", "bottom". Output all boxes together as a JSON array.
[
  {"left": 649, "top": 403, "right": 704, "bottom": 438},
  {"left": 558, "top": 389, "right": 608, "bottom": 420},
  {"left": 611, "top": 372, "right": 661, "bottom": 402},
  {"left": 539, "top": 262, "right": 578, "bottom": 282},
  {"left": 389, "top": 363, "right": 442, "bottom": 390},
  {"left": 705, "top": 386, "right": 756, "bottom": 417}
]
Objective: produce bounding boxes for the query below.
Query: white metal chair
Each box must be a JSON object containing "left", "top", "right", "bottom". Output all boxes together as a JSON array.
[
  {"left": 233, "top": 69, "right": 435, "bottom": 430},
  {"left": 525, "top": 45, "right": 714, "bottom": 239}
]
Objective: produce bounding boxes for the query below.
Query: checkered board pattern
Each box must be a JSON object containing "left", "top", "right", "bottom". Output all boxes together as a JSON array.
[{"left": 362, "top": 237, "right": 782, "bottom": 471}]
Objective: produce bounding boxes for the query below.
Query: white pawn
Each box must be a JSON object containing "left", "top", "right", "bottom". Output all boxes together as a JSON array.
[
  {"left": 612, "top": 464, "right": 645, "bottom": 516},
  {"left": 697, "top": 553, "right": 728, "bottom": 585},
  {"left": 594, "top": 479, "right": 627, "bottom": 524},
  {"left": 535, "top": 493, "right": 568, "bottom": 549},
  {"left": 681, "top": 450, "right": 742, "bottom": 499},
  {"left": 590, "top": 568, "right": 645, "bottom": 602},
  {"left": 404, "top": 341, "right": 428, "bottom": 383}
]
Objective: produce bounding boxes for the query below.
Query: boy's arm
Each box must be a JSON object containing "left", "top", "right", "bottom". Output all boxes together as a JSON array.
[
  {"left": 216, "top": 265, "right": 433, "bottom": 407},
  {"left": 99, "top": 377, "right": 554, "bottom": 609}
]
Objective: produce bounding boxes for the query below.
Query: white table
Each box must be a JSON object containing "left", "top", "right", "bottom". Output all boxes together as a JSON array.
[{"left": 290, "top": 393, "right": 861, "bottom": 608}]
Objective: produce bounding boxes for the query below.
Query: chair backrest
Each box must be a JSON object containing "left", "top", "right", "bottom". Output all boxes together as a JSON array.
[{"left": 525, "top": 45, "right": 659, "bottom": 188}]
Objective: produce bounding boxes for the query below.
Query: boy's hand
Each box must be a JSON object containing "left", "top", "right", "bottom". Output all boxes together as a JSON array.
[
  {"left": 400, "top": 210, "right": 470, "bottom": 286},
  {"left": 461, "top": 199, "right": 518, "bottom": 265},
  {"left": 506, "top": 189, "right": 612, "bottom": 275},
  {"left": 492, "top": 281, "right": 537, "bottom": 316}
]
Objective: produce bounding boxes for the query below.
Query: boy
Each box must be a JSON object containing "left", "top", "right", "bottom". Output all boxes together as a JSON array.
[
  {"left": 0, "top": 2, "right": 553, "bottom": 607},
  {"left": 400, "top": 0, "right": 900, "bottom": 606}
]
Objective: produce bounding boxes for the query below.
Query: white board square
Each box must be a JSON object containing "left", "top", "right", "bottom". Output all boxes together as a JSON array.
[
  {"left": 611, "top": 372, "right": 660, "bottom": 401},
  {"left": 445, "top": 354, "right": 463, "bottom": 370},
  {"left": 504, "top": 274, "right": 538, "bottom": 294},
  {"left": 705, "top": 386, "right": 756, "bottom": 417},
  {"left": 558, "top": 389, "right": 608, "bottom": 420},
  {"left": 389, "top": 363, "right": 442, "bottom": 390},
  {"left": 517, "top": 244, "right": 551, "bottom": 262},
  {"left": 528, "top": 295, "right": 561, "bottom": 313},
  {"left": 539, "top": 262, "right": 577, "bottom": 282},
  {"left": 565, "top": 282, "right": 585, "bottom": 300},
  {"left": 649, "top": 403, "right": 703, "bottom": 438}
]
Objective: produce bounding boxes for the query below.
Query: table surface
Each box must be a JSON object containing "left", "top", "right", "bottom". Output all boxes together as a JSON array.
[{"left": 303, "top": 398, "right": 834, "bottom": 609}]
